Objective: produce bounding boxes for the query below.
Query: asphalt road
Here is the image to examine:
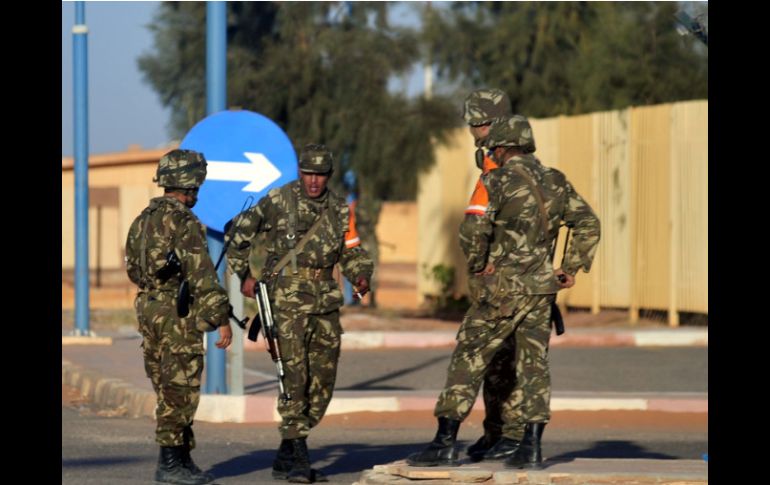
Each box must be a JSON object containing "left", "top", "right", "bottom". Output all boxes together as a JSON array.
[
  {"left": 243, "top": 347, "right": 708, "bottom": 394},
  {"left": 63, "top": 394, "right": 707, "bottom": 485}
]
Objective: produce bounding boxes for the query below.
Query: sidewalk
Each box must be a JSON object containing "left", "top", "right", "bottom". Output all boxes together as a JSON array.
[
  {"left": 62, "top": 309, "right": 708, "bottom": 424},
  {"left": 355, "top": 458, "right": 708, "bottom": 485}
]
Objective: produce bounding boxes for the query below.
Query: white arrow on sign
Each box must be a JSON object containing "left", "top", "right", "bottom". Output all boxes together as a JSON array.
[{"left": 206, "top": 152, "right": 282, "bottom": 192}]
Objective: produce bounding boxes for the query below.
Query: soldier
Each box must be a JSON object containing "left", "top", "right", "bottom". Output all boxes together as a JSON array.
[
  {"left": 407, "top": 115, "right": 600, "bottom": 469},
  {"left": 225, "top": 144, "right": 373, "bottom": 483},
  {"left": 460, "top": 88, "right": 524, "bottom": 462},
  {"left": 125, "top": 149, "right": 233, "bottom": 485}
]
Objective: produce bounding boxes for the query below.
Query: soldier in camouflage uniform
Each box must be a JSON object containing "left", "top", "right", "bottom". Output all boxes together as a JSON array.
[
  {"left": 407, "top": 115, "right": 600, "bottom": 469},
  {"left": 125, "top": 149, "right": 233, "bottom": 485},
  {"left": 460, "top": 88, "right": 525, "bottom": 462},
  {"left": 225, "top": 144, "right": 373, "bottom": 483}
]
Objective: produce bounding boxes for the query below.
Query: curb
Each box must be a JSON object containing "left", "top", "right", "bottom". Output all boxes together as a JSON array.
[
  {"left": 62, "top": 360, "right": 707, "bottom": 423},
  {"left": 62, "top": 359, "right": 156, "bottom": 419},
  {"left": 244, "top": 329, "right": 708, "bottom": 350}
]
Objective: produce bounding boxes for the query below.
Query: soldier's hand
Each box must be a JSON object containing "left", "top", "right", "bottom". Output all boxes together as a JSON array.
[
  {"left": 241, "top": 277, "right": 257, "bottom": 298},
  {"left": 555, "top": 268, "right": 575, "bottom": 289},
  {"left": 476, "top": 263, "right": 495, "bottom": 276},
  {"left": 354, "top": 276, "right": 370, "bottom": 297},
  {"left": 215, "top": 323, "right": 233, "bottom": 349}
]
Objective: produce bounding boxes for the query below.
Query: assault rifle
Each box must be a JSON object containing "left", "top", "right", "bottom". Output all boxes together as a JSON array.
[{"left": 249, "top": 280, "right": 292, "bottom": 402}]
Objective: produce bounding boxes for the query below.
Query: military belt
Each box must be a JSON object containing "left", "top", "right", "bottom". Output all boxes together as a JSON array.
[{"left": 279, "top": 267, "right": 333, "bottom": 281}]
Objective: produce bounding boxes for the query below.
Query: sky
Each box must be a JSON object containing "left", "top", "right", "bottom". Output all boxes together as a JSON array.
[
  {"left": 62, "top": 1, "right": 172, "bottom": 156},
  {"left": 61, "top": 1, "right": 427, "bottom": 157}
]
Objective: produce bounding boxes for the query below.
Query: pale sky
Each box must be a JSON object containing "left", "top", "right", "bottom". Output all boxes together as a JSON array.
[
  {"left": 62, "top": 1, "right": 172, "bottom": 156},
  {"left": 61, "top": 1, "right": 427, "bottom": 157}
]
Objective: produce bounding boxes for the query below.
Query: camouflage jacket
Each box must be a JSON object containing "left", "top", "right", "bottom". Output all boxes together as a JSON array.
[
  {"left": 226, "top": 180, "right": 373, "bottom": 314},
  {"left": 460, "top": 154, "right": 600, "bottom": 298},
  {"left": 125, "top": 196, "right": 230, "bottom": 328}
]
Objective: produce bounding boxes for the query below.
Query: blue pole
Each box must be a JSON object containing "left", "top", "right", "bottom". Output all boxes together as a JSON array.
[
  {"left": 203, "top": 1, "right": 228, "bottom": 394},
  {"left": 206, "top": 2, "right": 227, "bottom": 115},
  {"left": 204, "top": 231, "right": 227, "bottom": 394},
  {"left": 73, "top": 1, "right": 90, "bottom": 336}
]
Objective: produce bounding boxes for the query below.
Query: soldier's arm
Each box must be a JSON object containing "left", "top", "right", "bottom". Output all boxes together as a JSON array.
[
  {"left": 459, "top": 177, "right": 494, "bottom": 273},
  {"left": 338, "top": 204, "right": 374, "bottom": 287},
  {"left": 124, "top": 214, "right": 144, "bottom": 286},
  {"left": 561, "top": 181, "right": 601, "bottom": 275},
  {"left": 225, "top": 197, "right": 269, "bottom": 283},
  {"left": 175, "top": 212, "right": 230, "bottom": 329}
]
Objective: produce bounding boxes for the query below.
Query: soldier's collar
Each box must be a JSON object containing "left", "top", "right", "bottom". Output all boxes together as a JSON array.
[
  {"left": 152, "top": 195, "right": 191, "bottom": 211},
  {"left": 502, "top": 153, "right": 538, "bottom": 168}
]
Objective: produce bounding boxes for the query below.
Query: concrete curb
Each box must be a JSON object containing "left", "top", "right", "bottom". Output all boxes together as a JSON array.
[
  {"left": 63, "top": 358, "right": 707, "bottom": 423},
  {"left": 62, "top": 359, "right": 156, "bottom": 419},
  {"left": 243, "top": 329, "right": 708, "bottom": 351},
  {"left": 320, "top": 328, "right": 708, "bottom": 350}
]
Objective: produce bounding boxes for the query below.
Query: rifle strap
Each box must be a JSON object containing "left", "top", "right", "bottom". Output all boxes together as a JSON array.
[{"left": 270, "top": 207, "right": 328, "bottom": 278}]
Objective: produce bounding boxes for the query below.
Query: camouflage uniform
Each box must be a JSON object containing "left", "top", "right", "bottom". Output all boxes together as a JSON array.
[
  {"left": 461, "top": 89, "right": 518, "bottom": 459},
  {"left": 440, "top": 115, "right": 599, "bottom": 458},
  {"left": 407, "top": 116, "right": 599, "bottom": 468},
  {"left": 226, "top": 148, "right": 373, "bottom": 440},
  {"left": 125, "top": 149, "right": 230, "bottom": 484}
]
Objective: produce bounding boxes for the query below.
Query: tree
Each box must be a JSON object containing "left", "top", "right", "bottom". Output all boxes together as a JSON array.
[
  {"left": 138, "top": 1, "right": 456, "bottom": 201},
  {"left": 421, "top": 1, "right": 707, "bottom": 117}
]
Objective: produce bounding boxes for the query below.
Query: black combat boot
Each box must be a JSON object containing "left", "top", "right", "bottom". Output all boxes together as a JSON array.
[
  {"left": 466, "top": 433, "right": 500, "bottom": 461},
  {"left": 155, "top": 446, "right": 212, "bottom": 484},
  {"left": 275, "top": 438, "right": 328, "bottom": 482},
  {"left": 182, "top": 426, "right": 214, "bottom": 482},
  {"left": 406, "top": 417, "right": 462, "bottom": 467},
  {"left": 273, "top": 439, "right": 294, "bottom": 480},
  {"left": 504, "top": 423, "right": 546, "bottom": 469},
  {"left": 482, "top": 437, "right": 521, "bottom": 461},
  {"left": 287, "top": 438, "right": 313, "bottom": 483}
]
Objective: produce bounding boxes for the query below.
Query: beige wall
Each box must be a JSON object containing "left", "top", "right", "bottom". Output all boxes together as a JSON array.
[
  {"left": 377, "top": 202, "right": 418, "bottom": 264},
  {"left": 416, "top": 100, "right": 708, "bottom": 319},
  {"left": 62, "top": 162, "right": 161, "bottom": 272}
]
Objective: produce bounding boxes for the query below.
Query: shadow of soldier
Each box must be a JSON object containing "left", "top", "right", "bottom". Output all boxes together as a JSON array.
[
  {"left": 207, "top": 442, "right": 426, "bottom": 481},
  {"left": 206, "top": 448, "right": 277, "bottom": 479},
  {"left": 546, "top": 439, "right": 677, "bottom": 463},
  {"left": 303, "top": 442, "right": 434, "bottom": 475}
]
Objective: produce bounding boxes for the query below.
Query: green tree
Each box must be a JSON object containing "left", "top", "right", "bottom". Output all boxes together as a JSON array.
[
  {"left": 422, "top": 1, "right": 707, "bottom": 117},
  {"left": 138, "top": 1, "right": 456, "bottom": 201}
]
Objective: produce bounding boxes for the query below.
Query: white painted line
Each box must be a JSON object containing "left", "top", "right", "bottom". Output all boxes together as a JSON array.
[{"left": 197, "top": 395, "right": 246, "bottom": 422}]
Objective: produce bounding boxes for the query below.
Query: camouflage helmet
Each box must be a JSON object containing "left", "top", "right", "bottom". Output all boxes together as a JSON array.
[
  {"left": 462, "top": 88, "right": 512, "bottom": 126},
  {"left": 484, "top": 115, "right": 536, "bottom": 153},
  {"left": 299, "top": 144, "right": 333, "bottom": 174},
  {"left": 154, "top": 149, "right": 207, "bottom": 189}
]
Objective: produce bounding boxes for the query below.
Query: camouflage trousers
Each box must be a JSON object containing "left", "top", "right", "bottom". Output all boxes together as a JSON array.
[
  {"left": 274, "top": 308, "right": 343, "bottom": 439},
  {"left": 480, "top": 332, "right": 518, "bottom": 439},
  {"left": 136, "top": 292, "right": 204, "bottom": 448},
  {"left": 434, "top": 294, "right": 553, "bottom": 440}
]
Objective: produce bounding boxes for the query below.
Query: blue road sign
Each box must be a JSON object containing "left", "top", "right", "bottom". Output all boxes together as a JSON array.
[{"left": 180, "top": 110, "right": 298, "bottom": 232}]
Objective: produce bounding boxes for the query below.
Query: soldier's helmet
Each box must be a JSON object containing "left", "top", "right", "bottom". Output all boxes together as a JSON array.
[
  {"left": 154, "top": 149, "right": 207, "bottom": 189},
  {"left": 484, "top": 115, "right": 536, "bottom": 153},
  {"left": 299, "top": 144, "right": 333, "bottom": 174},
  {"left": 462, "top": 89, "right": 512, "bottom": 126}
]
